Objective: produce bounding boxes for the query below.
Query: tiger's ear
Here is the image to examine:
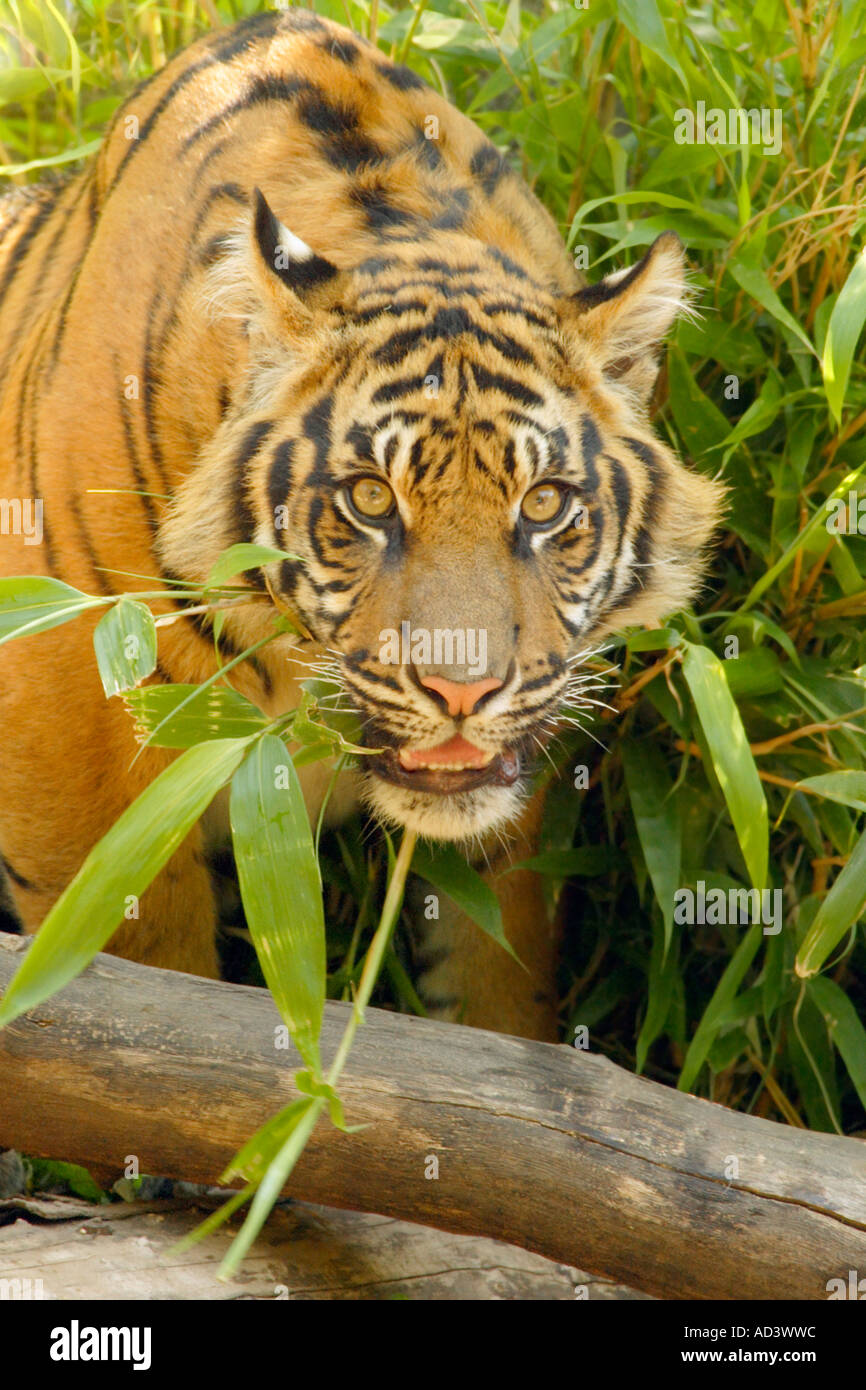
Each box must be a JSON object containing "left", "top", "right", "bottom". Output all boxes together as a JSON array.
[
  {"left": 248, "top": 187, "right": 344, "bottom": 332},
  {"left": 564, "top": 233, "right": 693, "bottom": 407}
]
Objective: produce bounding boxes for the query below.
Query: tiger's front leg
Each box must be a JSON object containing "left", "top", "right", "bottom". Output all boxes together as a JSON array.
[
  {"left": 410, "top": 790, "right": 559, "bottom": 1041},
  {"left": 0, "top": 620, "right": 222, "bottom": 980}
]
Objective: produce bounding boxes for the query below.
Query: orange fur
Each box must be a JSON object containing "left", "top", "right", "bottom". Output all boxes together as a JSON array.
[{"left": 0, "top": 11, "right": 721, "bottom": 1037}]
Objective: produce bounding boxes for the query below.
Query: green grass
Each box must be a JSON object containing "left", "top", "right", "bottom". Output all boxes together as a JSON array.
[{"left": 2, "top": 0, "right": 866, "bottom": 1138}]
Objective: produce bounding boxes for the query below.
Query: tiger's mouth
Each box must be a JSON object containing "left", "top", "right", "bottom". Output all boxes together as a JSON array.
[{"left": 368, "top": 732, "right": 521, "bottom": 795}]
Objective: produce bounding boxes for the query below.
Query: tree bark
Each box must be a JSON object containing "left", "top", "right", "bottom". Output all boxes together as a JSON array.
[{"left": 1, "top": 933, "right": 864, "bottom": 1300}]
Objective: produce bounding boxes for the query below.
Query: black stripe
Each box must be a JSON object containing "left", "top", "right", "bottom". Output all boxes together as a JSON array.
[
  {"left": 369, "top": 305, "right": 533, "bottom": 368},
  {"left": 141, "top": 287, "right": 171, "bottom": 491},
  {"left": 68, "top": 491, "right": 113, "bottom": 595},
  {"left": 0, "top": 194, "right": 58, "bottom": 314},
  {"left": 415, "top": 129, "right": 443, "bottom": 170},
  {"left": 198, "top": 233, "right": 233, "bottom": 268},
  {"left": 116, "top": 372, "right": 159, "bottom": 539},
  {"left": 430, "top": 186, "right": 470, "bottom": 232},
  {"left": 572, "top": 259, "right": 644, "bottom": 310},
  {"left": 415, "top": 257, "right": 485, "bottom": 276},
  {"left": 280, "top": 556, "right": 303, "bottom": 596},
  {"left": 232, "top": 419, "right": 276, "bottom": 544},
  {"left": 371, "top": 372, "right": 428, "bottom": 405},
  {"left": 470, "top": 143, "right": 510, "bottom": 196},
  {"left": 580, "top": 416, "right": 602, "bottom": 490},
  {"left": 42, "top": 174, "right": 98, "bottom": 370},
  {"left": 345, "top": 424, "right": 372, "bottom": 459},
  {"left": 318, "top": 34, "right": 361, "bottom": 64},
  {"left": 106, "top": 11, "right": 323, "bottom": 198},
  {"left": 349, "top": 298, "right": 428, "bottom": 325},
  {"left": 469, "top": 361, "right": 543, "bottom": 409},
  {"left": 521, "top": 664, "right": 565, "bottom": 693},
  {"left": 481, "top": 300, "right": 554, "bottom": 330},
  {"left": 191, "top": 139, "right": 228, "bottom": 189},
  {"left": 301, "top": 395, "right": 333, "bottom": 480},
  {"left": 614, "top": 438, "right": 664, "bottom": 606},
  {"left": 23, "top": 318, "right": 60, "bottom": 574},
  {"left": 268, "top": 439, "right": 295, "bottom": 545},
  {"left": 0, "top": 177, "right": 91, "bottom": 382},
  {"left": 607, "top": 455, "right": 632, "bottom": 531},
  {"left": 0, "top": 854, "right": 37, "bottom": 892},
  {"left": 485, "top": 247, "right": 535, "bottom": 283},
  {"left": 182, "top": 74, "right": 313, "bottom": 154},
  {"left": 191, "top": 181, "right": 247, "bottom": 240},
  {"left": 472, "top": 446, "right": 509, "bottom": 496},
  {"left": 373, "top": 409, "right": 425, "bottom": 431},
  {"left": 112, "top": 16, "right": 288, "bottom": 186},
  {"left": 351, "top": 183, "right": 414, "bottom": 230},
  {"left": 354, "top": 275, "right": 489, "bottom": 301},
  {"left": 380, "top": 61, "right": 426, "bottom": 91},
  {"left": 355, "top": 255, "right": 399, "bottom": 276}
]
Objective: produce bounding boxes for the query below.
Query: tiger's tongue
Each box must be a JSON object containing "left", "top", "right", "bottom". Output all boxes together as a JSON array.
[{"left": 399, "top": 734, "right": 493, "bottom": 771}]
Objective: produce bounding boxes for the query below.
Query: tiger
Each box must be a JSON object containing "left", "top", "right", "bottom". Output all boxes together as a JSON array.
[{"left": 0, "top": 7, "right": 722, "bottom": 1042}]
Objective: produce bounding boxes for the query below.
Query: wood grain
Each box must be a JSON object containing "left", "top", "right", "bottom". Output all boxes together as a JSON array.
[{"left": 1, "top": 933, "right": 864, "bottom": 1299}]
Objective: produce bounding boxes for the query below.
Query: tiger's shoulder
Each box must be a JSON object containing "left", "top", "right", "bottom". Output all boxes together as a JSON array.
[
  {"left": 2, "top": 7, "right": 575, "bottom": 306},
  {"left": 100, "top": 7, "right": 573, "bottom": 288}
]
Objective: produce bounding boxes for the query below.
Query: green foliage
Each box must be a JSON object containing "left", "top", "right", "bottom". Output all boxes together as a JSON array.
[
  {"left": 230, "top": 735, "right": 327, "bottom": 1071},
  {"left": 1, "top": 0, "right": 865, "bottom": 1164},
  {"left": 26, "top": 1157, "right": 108, "bottom": 1203}
]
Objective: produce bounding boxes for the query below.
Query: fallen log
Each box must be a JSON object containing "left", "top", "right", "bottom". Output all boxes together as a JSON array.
[{"left": 1, "top": 933, "right": 864, "bottom": 1299}]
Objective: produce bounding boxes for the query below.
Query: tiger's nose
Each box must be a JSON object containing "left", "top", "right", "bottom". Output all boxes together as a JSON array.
[{"left": 419, "top": 674, "right": 504, "bottom": 717}]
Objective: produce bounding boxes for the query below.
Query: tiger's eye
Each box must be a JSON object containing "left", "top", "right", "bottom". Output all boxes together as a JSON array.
[
  {"left": 521, "top": 483, "right": 565, "bottom": 525},
  {"left": 350, "top": 477, "right": 395, "bottom": 518}
]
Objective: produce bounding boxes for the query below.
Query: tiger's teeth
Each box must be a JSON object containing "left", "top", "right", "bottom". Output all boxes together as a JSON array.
[
  {"left": 398, "top": 744, "right": 495, "bottom": 772},
  {"left": 417, "top": 762, "right": 477, "bottom": 770}
]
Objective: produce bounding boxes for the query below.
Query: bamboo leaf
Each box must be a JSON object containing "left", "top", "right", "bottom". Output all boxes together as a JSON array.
[
  {"left": 822, "top": 246, "right": 866, "bottom": 424},
  {"left": 93, "top": 597, "right": 157, "bottom": 697},
  {"left": 510, "top": 845, "right": 624, "bottom": 877},
  {"left": 667, "top": 346, "right": 730, "bottom": 460},
  {"left": 636, "top": 911, "right": 681, "bottom": 1073},
  {"left": 220, "top": 1100, "right": 314, "bottom": 1185},
  {"left": 795, "top": 826, "right": 866, "bottom": 978},
  {"left": 678, "top": 924, "right": 764, "bottom": 1091},
  {"left": 795, "top": 771, "right": 866, "bottom": 814},
  {"left": 807, "top": 976, "right": 866, "bottom": 1113},
  {"left": 0, "top": 739, "right": 251, "bottom": 1026},
  {"left": 124, "top": 684, "right": 268, "bottom": 747},
  {"left": 0, "top": 576, "right": 99, "bottom": 646},
  {"left": 0, "top": 136, "right": 102, "bottom": 176},
  {"left": 230, "top": 735, "right": 326, "bottom": 1070},
  {"left": 728, "top": 254, "right": 816, "bottom": 357},
  {"left": 617, "top": 0, "right": 686, "bottom": 86},
  {"left": 412, "top": 841, "right": 520, "bottom": 964},
  {"left": 207, "top": 542, "right": 297, "bottom": 588},
  {"left": 218, "top": 1098, "right": 321, "bottom": 1278},
  {"left": 682, "top": 643, "right": 769, "bottom": 890},
  {"left": 622, "top": 742, "right": 681, "bottom": 956}
]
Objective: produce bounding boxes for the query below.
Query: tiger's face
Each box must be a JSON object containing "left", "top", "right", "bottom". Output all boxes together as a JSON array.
[{"left": 165, "top": 193, "right": 722, "bottom": 841}]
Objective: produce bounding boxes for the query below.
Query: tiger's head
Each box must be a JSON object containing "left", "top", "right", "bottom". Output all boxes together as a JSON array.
[{"left": 162, "top": 191, "right": 722, "bottom": 841}]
